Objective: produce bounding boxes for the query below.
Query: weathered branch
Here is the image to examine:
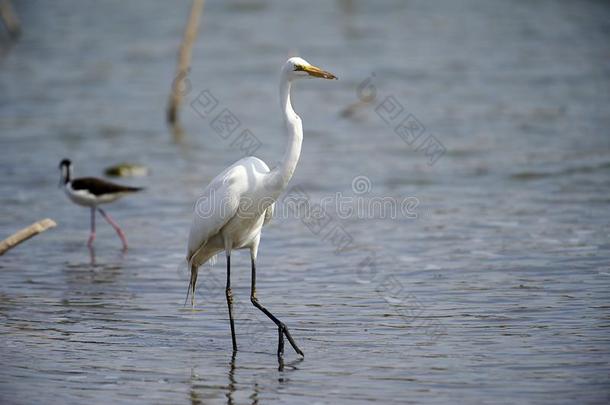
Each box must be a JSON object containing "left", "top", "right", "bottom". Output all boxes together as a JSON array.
[
  {"left": 0, "top": 219, "right": 57, "bottom": 256},
  {"left": 0, "top": 0, "right": 20, "bottom": 38},
  {"left": 167, "top": 0, "right": 205, "bottom": 126}
]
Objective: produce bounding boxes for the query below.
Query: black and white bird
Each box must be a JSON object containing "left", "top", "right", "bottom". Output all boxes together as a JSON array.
[{"left": 59, "top": 159, "right": 142, "bottom": 249}]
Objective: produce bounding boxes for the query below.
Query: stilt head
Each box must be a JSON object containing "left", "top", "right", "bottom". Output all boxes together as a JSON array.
[{"left": 58, "top": 158, "right": 72, "bottom": 186}]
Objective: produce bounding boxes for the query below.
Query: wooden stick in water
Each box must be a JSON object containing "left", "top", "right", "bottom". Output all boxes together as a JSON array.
[
  {"left": 167, "top": 0, "right": 205, "bottom": 127},
  {"left": 0, "top": 0, "right": 21, "bottom": 38},
  {"left": 0, "top": 219, "right": 57, "bottom": 256}
]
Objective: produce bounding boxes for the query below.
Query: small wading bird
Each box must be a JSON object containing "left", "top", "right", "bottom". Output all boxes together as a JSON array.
[
  {"left": 186, "top": 57, "right": 336, "bottom": 359},
  {"left": 59, "top": 159, "right": 142, "bottom": 250}
]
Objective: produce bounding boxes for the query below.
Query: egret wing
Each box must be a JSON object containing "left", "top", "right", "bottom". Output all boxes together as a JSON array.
[{"left": 187, "top": 166, "right": 246, "bottom": 262}]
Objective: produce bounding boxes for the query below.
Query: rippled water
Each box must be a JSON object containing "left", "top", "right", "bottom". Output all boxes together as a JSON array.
[{"left": 1, "top": 1, "right": 609, "bottom": 404}]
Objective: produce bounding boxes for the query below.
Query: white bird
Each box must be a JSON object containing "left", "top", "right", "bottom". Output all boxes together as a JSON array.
[
  {"left": 186, "top": 57, "right": 336, "bottom": 358},
  {"left": 59, "top": 159, "right": 142, "bottom": 250}
]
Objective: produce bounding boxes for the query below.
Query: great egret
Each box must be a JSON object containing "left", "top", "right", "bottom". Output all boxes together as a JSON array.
[
  {"left": 186, "top": 57, "right": 336, "bottom": 358},
  {"left": 59, "top": 159, "right": 142, "bottom": 249}
]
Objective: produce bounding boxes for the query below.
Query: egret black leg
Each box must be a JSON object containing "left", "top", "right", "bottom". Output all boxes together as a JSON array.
[
  {"left": 226, "top": 254, "right": 237, "bottom": 351},
  {"left": 87, "top": 207, "right": 96, "bottom": 247},
  {"left": 184, "top": 265, "right": 198, "bottom": 307},
  {"left": 191, "top": 266, "right": 198, "bottom": 306},
  {"left": 249, "top": 256, "right": 303, "bottom": 358}
]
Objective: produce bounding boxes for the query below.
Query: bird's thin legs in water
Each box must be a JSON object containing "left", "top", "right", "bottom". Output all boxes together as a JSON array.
[
  {"left": 277, "top": 328, "right": 285, "bottom": 370},
  {"left": 87, "top": 207, "right": 96, "bottom": 247},
  {"left": 97, "top": 208, "right": 128, "bottom": 249},
  {"left": 184, "top": 265, "right": 198, "bottom": 307},
  {"left": 250, "top": 256, "right": 304, "bottom": 359},
  {"left": 88, "top": 246, "right": 96, "bottom": 266},
  {"left": 226, "top": 253, "right": 237, "bottom": 351},
  {"left": 227, "top": 351, "right": 237, "bottom": 404}
]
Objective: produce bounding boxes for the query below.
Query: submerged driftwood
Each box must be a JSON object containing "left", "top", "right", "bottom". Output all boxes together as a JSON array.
[{"left": 0, "top": 219, "right": 57, "bottom": 256}]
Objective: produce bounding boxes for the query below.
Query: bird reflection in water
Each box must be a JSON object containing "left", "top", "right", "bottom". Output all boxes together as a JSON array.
[
  {"left": 189, "top": 353, "right": 303, "bottom": 405},
  {"left": 86, "top": 245, "right": 127, "bottom": 268},
  {"left": 88, "top": 245, "right": 96, "bottom": 266}
]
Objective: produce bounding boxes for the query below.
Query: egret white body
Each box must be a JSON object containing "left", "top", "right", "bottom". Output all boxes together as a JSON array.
[
  {"left": 186, "top": 57, "right": 336, "bottom": 358},
  {"left": 187, "top": 156, "right": 274, "bottom": 268}
]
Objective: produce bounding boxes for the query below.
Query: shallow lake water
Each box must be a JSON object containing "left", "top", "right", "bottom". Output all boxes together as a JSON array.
[{"left": 1, "top": 1, "right": 609, "bottom": 404}]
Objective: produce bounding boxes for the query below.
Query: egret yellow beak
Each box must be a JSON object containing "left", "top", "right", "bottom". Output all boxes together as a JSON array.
[{"left": 299, "top": 65, "right": 337, "bottom": 80}]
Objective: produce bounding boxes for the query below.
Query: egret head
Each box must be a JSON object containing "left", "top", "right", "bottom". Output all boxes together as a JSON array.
[{"left": 283, "top": 57, "right": 337, "bottom": 81}]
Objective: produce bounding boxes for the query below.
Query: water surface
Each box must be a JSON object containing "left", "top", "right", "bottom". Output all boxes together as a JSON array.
[{"left": 1, "top": 1, "right": 609, "bottom": 404}]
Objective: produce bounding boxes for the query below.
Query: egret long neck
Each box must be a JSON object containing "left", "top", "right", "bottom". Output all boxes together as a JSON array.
[{"left": 274, "top": 77, "right": 303, "bottom": 188}]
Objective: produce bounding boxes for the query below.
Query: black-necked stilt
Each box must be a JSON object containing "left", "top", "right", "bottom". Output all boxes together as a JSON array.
[{"left": 59, "top": 159, "right": 142, "bottom": 249}]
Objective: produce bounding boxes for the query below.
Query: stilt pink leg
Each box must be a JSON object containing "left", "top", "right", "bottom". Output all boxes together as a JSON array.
[
  {"left": 88, "top": 245, "right": 96, "bottom": 265},
  {"left": 98, "top": 208, "right": 128, "bottom": 250},
  {"left": 87, "top": 207, "right": 96, "bottom": 247}
]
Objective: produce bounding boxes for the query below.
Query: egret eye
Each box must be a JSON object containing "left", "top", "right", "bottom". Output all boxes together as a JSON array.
[{"left": 294, "top": 65, "right": 305, "bottom": 72}]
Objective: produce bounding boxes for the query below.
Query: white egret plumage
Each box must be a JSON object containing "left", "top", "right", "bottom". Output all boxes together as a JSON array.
[{"left": 185, "top": 57, "right": 336, "bottom": 358}]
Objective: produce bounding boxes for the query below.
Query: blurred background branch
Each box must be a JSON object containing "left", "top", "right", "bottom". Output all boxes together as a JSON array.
[
  {"left": 167, "top": 0, "right": 205, "bottom": 138},
  {"left": 0, "top": 0, "right": 20, "bottom": 39}
]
